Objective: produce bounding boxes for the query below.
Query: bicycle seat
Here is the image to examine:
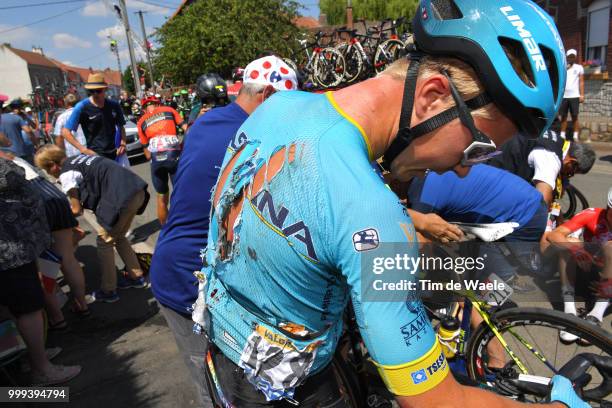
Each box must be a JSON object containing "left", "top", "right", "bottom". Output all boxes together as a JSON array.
[{"left": 451, "top": 222, "right": 519, "bottom": 242}]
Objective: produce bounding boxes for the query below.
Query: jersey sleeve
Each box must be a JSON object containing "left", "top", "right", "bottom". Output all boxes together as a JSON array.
[
  {"left": 321, "top": 141, "right": 448, "bottom": 396},
  {"left": 64, "top": 102, "right": 83, "bottom": 132},
  {"left": 59, "top": 170, "right": 83, "bottom": 194},
  {"left": 562, "top": 208, "right": 597, "bottom": 233},
  {"left": 136, "top": 117, "right": 148, "bottom": 146},
  {"left": 528, "top": 148, "right": 561, "bottom": 189}
]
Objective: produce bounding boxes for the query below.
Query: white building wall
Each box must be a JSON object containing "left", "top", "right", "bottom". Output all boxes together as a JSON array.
[{"left": 0, "top": 46, "right": 32, "bottom": 100}]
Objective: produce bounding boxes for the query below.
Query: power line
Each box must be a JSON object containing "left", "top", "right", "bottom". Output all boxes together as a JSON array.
[
  {"left": 0, "top": 5, "right": 84, "bottom": 34},
  {"left": 0, "top": 0, "right": 86, "bottom": 11},
  {"left": 136, "top": 0, "right": 178, "bottom": 10}
]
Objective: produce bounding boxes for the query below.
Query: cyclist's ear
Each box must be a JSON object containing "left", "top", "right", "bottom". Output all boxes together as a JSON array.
[{"left": 260, "top": 85, "right": 276, "bottom": 103}]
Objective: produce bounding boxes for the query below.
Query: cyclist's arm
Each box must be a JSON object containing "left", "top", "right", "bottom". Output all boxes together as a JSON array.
[
  {"left": 136, "top": 119, "right": 151, "bottom": 160},
  {"left": 397, "top": 376, "right": 564, "bottom": 408},
  {"left": 528, "top": 149, "right": 561, "bottom": 208}
]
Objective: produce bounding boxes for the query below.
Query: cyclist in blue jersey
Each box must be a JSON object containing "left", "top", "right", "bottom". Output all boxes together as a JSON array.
[
  {"left": 194, "top": 1, "right": 587, "bottom": 407},
  {"left": 407, "top": 164, "right": 548, "bottom": 290}
]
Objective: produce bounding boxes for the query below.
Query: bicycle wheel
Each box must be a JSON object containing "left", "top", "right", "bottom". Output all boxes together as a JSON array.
[
  {"left": 562, "top": 184, "right": 590, "bottom": 219},
  {"left": 466, "top": 307, "right": 612, "bottom": 405},
  {"left": 336, "top": 43, "right": 364, "bottom": 84},
  {"left": 314, "top": 47, "right": 346, "bottom": 88},
  {"left": 373, "top": 39, "right": 405, "bottom": 74}
]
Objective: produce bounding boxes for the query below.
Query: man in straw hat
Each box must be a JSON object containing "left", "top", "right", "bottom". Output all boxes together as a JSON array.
[{"left": 61, "top": 73, "right": 126, "bottom": 160}]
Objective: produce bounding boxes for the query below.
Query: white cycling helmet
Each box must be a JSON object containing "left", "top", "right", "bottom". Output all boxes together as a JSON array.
[{"left": 608, "top": 187, "right": 612, "bottom": 208}]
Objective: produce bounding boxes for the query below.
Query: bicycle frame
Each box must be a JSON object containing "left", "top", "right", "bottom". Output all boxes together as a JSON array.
[{"left": 454, "top": 292, "right": 558, "bottom": 376}]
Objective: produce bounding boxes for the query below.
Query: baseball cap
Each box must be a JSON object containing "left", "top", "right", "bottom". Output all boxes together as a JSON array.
[
  {"left": 566, "top": 49, "right": 577, "bottom": 57},
  {"left": 25, "top": 107, "right": 32, "bottom": 113},
  {"left": 243, "top": 56, "right": 298, "bottom": 91}
]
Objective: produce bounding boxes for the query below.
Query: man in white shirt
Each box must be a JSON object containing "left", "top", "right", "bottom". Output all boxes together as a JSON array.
[
  {"left": 560, "top": 49, "right": 585, "bottom": 141},
  {"left": 53, "top": 94, "right": 86, "bottom": 157}
]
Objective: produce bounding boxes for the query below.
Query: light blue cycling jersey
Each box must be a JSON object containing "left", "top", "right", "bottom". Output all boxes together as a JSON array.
[{"left": 196, "top": 91, "right": 448, "bottom": 400}]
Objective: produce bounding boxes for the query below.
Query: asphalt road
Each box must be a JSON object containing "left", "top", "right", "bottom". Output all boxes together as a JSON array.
[{"left": 13, "top": 143, "right": 610, "bottom": 407}]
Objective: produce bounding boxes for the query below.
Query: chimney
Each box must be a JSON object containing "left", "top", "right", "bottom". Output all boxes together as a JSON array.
[
  {"left": 319, "top": 13, "right": 327, "bottom": 26},
  {"left": 31, "top": 46, "right": 44, "bottom": 55}
]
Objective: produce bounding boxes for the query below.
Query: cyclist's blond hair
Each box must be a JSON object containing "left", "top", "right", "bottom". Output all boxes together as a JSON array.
[
  {"left": 35, "top": 144, "right": 67, "bottom": 173},
  {"left": 382, "top": 57, "right": 499, "bottom": 120}
]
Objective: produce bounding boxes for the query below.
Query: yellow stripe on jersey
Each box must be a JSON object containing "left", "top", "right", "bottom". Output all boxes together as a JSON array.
[
  {"left": 325, "top": 92, "right": 373, "bottom": 160},
  {"left": 373, "top": 339, "right": 450, "bottom": 396}
]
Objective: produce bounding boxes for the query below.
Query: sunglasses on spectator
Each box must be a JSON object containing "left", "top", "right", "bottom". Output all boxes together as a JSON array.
[{"left": 442, "top": 71, "right": 501, "bottom": 166}]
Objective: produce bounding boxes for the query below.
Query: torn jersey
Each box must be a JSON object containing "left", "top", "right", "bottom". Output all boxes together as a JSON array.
[{"left": 193, "top": 91, "right": 448, "bottom": 400}]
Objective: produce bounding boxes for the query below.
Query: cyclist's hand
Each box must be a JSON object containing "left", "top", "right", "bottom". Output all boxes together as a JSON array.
[
  {"left": 549, "top": 375, "right": 590, "bottom": 408},
  {"left": 422, "top": 213, "right": 463, "bottom": 243}
]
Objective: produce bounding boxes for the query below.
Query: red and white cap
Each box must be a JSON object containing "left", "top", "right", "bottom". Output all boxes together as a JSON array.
[{"left": 243, "top": 56, "right": 298, "bottom": 91}]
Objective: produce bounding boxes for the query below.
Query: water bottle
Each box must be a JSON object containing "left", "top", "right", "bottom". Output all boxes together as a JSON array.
[{"left": 438, "top": 317, "right": 460, "bottom": 359}]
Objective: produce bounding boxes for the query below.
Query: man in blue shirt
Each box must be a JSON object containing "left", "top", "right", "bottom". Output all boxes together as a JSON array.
[
  {"left": 407, "top": 164, "right": 548, "bottom": 288},
  {"left": 0, "top": 99, "right": 37, "bottom": 162},
  {"left": 149, "top": 57, "right": 298, "bottom": 407},
  {"left": 62, "top": 73, "right": 126, "bottom": 160}
]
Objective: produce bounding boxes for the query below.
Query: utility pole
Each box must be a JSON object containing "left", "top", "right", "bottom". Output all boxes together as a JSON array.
[
  {"left": 108, "top": 37, "right": 123, "bottom": 89},
  {"left": 116, "top": 0, "right": 142, "bottom": 97},
  {"left": 136, "top": 10, "right": 155, "bottom": 90}
]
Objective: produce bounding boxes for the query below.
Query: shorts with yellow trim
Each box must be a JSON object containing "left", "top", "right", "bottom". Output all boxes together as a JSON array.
[{"left": 373, "top": 339, "right": 449, "bottom": 396}]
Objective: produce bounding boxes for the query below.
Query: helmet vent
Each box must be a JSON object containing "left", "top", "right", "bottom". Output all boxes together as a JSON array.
[
  {"left": 498, "top": 37, "right": 536, "bottom": 88},
  {"left": 540, "top": 45, "right": 560, "bottom": 102},
  {"left": 431, "top": 0, "right": 463, "bottom": 20}
]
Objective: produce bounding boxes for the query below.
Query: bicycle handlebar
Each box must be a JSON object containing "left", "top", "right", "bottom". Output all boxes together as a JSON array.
[{"left": 559, "top": 353, "right": 612, "bottom": 401}]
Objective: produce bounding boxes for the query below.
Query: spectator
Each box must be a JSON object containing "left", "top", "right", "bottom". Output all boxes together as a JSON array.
[
  {"left": 560, "top": 49, "right": 585, "bottom": 142},
  {"left": 54, "top": 94, "right": 87, "bottom": 157},
  {"left": 35, "top": 145, "right": 150, "bottom": 303},
  {"left": 0, "top": 157, "right": 81, "bottom": 385},
  {"left": 149, "top": 56, "right": 298, "bottom": 406},
  {"left": 0, "top": 99, "right": 37, "bottom": 163},
  {"left": 62, "top": 73, "right": 127, "bottom": 160}
]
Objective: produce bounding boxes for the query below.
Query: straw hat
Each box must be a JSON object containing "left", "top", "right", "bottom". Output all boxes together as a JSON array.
[{"left": 84, "top": 73, "right": 108, "bottom": 90}]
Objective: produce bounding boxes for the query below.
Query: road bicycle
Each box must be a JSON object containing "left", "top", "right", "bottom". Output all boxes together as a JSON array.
[
  {"left": 561, "top": 183, "right": 590, "bottom": 219},
  {"left": 283, "top": 31, "right": 346, "bottom": 89},
  {"left": 202, "top": 222, "right": 611, "bottom": 407},
  {"left": 334, "top": 18, "right": 407, "bottom": 84}
]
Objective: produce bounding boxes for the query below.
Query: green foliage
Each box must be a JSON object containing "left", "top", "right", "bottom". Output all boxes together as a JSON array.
[
  {"left": 154, "top": 0, "right": 302, "bottom": 85},
  {"left": 122, "top": 62, "right": 152, "bottom": 94},
  {"left": 320, "top": 0, "right": 419, "bottom": 26}
]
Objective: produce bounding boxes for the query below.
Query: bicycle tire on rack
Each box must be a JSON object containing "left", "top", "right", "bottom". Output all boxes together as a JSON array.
[
  {"left": 465, "top": 307, "right": 612, "bottom": 402},
  {"left": 314, "top": 47, "right": 346, "bottom": 88},
  {"left": 374, "top": 39, "right": 405, "bottom": 74},
  {"left": 336, "top": 43, "right": 364, "bottom": 84}
]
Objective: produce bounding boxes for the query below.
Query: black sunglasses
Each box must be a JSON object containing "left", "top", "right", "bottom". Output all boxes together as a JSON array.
[
  {"left": 89, "top": 89, "right": 105, "bottom": 95},
  {"left": 442, "top": 71, "right": 501, "bottom": 166}
]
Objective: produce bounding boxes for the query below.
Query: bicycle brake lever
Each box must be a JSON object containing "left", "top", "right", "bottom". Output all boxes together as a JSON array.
[{"left": 559, "top": 353, "right": 612, "bottom": 401}]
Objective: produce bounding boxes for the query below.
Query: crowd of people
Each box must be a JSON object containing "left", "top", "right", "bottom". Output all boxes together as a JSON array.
[{"left": 0, "top": 1, "right": 611, "bottom": 407}]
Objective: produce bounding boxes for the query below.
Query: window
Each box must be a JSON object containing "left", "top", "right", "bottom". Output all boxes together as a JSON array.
[{"left": 587, "top": 0, "right": 611, "bottom": 68}]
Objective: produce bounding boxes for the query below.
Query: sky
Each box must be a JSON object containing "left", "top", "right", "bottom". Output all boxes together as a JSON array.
[{"left": 0, "top": 0, "right": 319, "bottom": 72}]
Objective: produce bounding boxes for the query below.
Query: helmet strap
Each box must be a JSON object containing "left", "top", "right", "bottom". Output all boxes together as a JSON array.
[{"left": 381, "top": 52, "right": 491, "bottom": 171}]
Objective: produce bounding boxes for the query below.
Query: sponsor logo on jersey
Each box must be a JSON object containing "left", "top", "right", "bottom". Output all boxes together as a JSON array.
[
  {"left": 400, "top": 309, "right": 428, "bottom": 346},
  {"left": 352, "top": 228, "right": 379, "bottom": 252},
  {"left": 411, "top": 368, "right": 427, "bottom": 385},
  {"left": 426, "top": 352, "right": 447, "bottom": 376},
  {"left": 251, "top": 189, "right": 318, "bottom": 262}
]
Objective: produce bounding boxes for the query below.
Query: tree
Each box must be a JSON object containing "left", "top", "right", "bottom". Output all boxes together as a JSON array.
[
  {"left": 320, "top": 0, "right": 419, "bottom": 26},
  {"left": 154, "top": 0, "right": 302, "bottom": 86},
  {"left": 122, "top": 63, "right": 153, "bottom": 94}
]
